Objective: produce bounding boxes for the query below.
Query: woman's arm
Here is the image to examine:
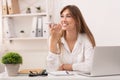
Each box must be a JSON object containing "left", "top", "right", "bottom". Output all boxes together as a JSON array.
[
  {"left": 47, "top": 24, "right": 63, "bottom": 71},
  {"left": 47, "top": 51, "right": 61, "bottom": 71}
]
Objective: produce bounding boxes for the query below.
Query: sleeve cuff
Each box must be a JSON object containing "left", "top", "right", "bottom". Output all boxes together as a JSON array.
[
  {"left": 72, "top": 64, "right": 78, "bottom": 71},
  {"left": 72, "top": 63, "right": 91, "bottom": 73}
]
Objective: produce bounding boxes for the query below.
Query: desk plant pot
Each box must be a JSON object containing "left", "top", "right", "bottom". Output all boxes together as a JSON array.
[
  {"left": 5, "top": 64, "right": 20, "bottom": 76},
  {"left": 1, "top": 52, "right": 22, "bottom": 76}
]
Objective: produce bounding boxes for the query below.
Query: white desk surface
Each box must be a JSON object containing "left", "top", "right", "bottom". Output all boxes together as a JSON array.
[{"left": 0, "top": 72, "right": 120, "bottom": 80}]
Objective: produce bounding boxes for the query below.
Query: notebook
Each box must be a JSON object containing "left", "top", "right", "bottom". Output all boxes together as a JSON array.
[
  {"left": 77, "top": 46, "right": 120, "bottom": 77},
  {"left": 18, "top": 68, "right": 44, "bottom": 75}
]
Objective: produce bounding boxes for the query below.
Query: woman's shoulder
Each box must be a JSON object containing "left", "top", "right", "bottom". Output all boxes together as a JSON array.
[
  {"left": 79, "top": 33, "right": 93, "bottom": 47},
  {"left": 79, "top": 33, "right": 91, "bottom": 43}
]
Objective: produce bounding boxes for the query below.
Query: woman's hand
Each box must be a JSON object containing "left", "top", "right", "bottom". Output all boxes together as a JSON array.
[
  {"left": 58, "top": 64, "right": 73, "bottom": 71},
  {"left": 58, "top": 64, "right": 64, "bottom": 70},
  {"left": 49, "top": 23, "right": 63, "bottom": 54},
  {"left": 49, "top": 23, "right": 62, "bottom": 43}
]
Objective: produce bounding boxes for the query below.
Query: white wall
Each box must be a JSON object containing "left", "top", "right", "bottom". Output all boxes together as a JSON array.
[
  {"left": 53, "top": 0, "right": 120, "bottom": 46},
  {"left": 0, "top": 1, "right": 5, "bottom": 73},
  {"left": 0, "top": 0, "right": 2, "bottom": 50}
]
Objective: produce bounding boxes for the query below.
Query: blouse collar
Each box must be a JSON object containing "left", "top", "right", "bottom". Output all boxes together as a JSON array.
[{"left": 61, "top": 33, "right": 84, "bottom": 45}]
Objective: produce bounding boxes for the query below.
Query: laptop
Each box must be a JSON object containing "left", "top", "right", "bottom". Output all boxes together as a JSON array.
[{"left": 78, "top": 46, "right": 120, "bottom": 77}]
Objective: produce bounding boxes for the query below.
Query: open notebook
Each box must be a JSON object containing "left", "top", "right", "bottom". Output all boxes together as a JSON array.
[{"left": 18, "top": 68, "right": 44, "bottom": 75}]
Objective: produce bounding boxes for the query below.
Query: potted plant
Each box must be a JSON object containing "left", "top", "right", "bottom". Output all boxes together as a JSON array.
[
  {"left": 36, "top": 6, "right": 41, "bottom": 13},
  {"left": 1, "top": 52, "right": 22, "bottom": 76},
  {"left": 26, "top": 7, "right": 31, "bottom": 13}
]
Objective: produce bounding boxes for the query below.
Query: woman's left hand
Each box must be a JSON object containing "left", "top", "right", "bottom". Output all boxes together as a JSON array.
[{"left": 58, "top": 64, "right": 73, "bottom": 71}]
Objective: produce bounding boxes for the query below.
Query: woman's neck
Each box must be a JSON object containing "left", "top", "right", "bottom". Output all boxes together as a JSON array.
[
  {"left": 64, "top": 30, "right": 78, "bottom": 52},
  {"left": 65, "top": 30, "right": 78, "bottom": 42}
]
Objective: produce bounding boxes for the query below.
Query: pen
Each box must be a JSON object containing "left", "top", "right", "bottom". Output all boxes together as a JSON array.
[{"left": 66, "top": 71, "right": 69, "bottom": 74}]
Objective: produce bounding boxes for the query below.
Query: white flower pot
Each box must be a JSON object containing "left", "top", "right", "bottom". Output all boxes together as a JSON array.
[{"left": 5, "top": 64, "right": 20, "bottom": 76}]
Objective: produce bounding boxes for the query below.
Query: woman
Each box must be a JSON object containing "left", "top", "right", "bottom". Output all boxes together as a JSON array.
[{"left": 47, "top": 5, "right": 96, "bottom": 73}]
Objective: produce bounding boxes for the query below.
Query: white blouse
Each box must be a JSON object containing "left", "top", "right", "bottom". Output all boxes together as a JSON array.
[{"left": 46, "top": 34, "right": 94, "bottom": 73}]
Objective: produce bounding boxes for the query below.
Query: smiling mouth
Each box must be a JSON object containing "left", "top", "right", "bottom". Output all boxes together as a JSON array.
[{"left": 62, "top": 23, "right": 68, "bottom": 27}]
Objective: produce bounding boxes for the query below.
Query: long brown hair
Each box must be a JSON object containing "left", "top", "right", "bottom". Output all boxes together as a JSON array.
[{"left": 60, "top": 5, "right": 96, "bottom": 47}]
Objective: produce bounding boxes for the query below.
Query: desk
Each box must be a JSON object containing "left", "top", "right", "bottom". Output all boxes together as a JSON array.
[{"left": 0, "top": 72, "right": 120, "bottom": 80}]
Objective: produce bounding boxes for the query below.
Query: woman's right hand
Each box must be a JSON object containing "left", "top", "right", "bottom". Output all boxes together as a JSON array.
[
  {"left": 49, "top": 23, "right": 63, "bottom": 54},
  {"left": 49, "top": 23, "right": 62, "bottom": 43}
]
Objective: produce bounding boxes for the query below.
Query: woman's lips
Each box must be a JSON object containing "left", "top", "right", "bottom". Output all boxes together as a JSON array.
[{"left": 62, "top": 23, "right": 68, "bottom": 27}]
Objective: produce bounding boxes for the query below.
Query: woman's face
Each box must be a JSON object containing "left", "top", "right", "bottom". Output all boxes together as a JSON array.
[{"left": 60, "top": 9, "right": 76, "bottom": 31}]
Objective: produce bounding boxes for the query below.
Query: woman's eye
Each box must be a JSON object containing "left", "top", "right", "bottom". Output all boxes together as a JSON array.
[
  {"left": 60, "top": 15, "right": 64, "bottom": 18},
  {"left": 66, "top": 15, "right": 71, "bottom": 17},
  {"left": 60, "top": 15, "right": 72, "bottom": 18}
]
